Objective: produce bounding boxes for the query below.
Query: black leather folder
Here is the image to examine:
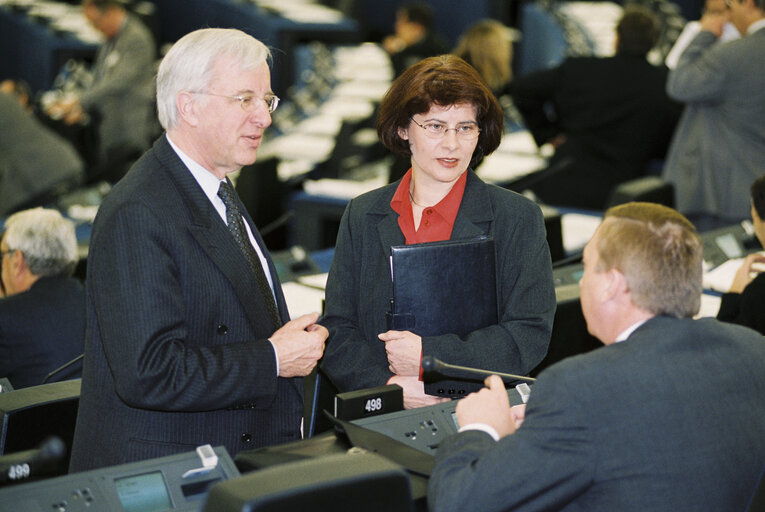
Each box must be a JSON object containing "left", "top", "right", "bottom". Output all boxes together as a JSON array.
[{"left": 386, "top": 237, "right": 498, "bottom": 397}]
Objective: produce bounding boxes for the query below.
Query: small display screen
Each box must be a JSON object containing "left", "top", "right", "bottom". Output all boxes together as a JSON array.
[
  {"left": 716, "top": 233, "right": 742, "bottom": 259},
  {"left": 115, "top": 471, "right": 173, "bottom": 512},
  {"left": 451, "top": 411, "right": 459, "bottom": 430}
]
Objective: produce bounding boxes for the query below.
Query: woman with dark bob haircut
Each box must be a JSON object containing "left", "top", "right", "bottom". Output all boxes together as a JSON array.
[{"left": 320, "top": 55, "right": 556, "bottom": 409}]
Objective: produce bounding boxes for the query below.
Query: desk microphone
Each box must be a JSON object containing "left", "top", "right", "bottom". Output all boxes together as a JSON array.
[
  {"left": 0, "top": 436, "right": 66, "bottom": 487},
  {"left": 421, "top": 356, "right": 536, "bottom": 385}
]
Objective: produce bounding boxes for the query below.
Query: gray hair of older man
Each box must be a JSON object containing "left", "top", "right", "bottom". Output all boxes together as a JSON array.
[
  {"left": 3, "top": 207, "right": 78, "bottom": 277},
  {"left": 156, "top": 28, "right": 271, "bottom": 131}
]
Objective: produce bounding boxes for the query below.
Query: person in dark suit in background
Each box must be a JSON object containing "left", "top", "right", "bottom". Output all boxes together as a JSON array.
[
  {"left": 0, "top": 208, "right": 85, "bottom": 389},
  {"left": 512, "top": 7, "right": 682, "bottom": 211},
  {"left": 320, "top": 55, "right": 555, "bottom": 410},
  {"left": 428, "top": 202, "right": 765, "bottom": 512},
  {"left": 382, "top": 3, "right": 449, "bottom": 77},
  {"left": 0, "top": 80, "right": 84, "bottom": 216},
  {"left": 46, "top": 0, "right": 156, "bottom": 179},
  {"left": 69, "top": 28, "right": 327, "bottom": 472},
  {"left": 717, "top": 174, "right": 765, "bottom": 334}
]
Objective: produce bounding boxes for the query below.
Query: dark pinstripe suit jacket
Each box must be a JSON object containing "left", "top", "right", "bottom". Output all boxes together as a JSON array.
[{"left": 70, "top": 135, "right": 301, "bottom": 471}]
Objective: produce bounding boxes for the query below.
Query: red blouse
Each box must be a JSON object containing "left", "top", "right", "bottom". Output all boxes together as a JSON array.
[{"left": 389, "top": 169, "right": 468, "bottom": 244}]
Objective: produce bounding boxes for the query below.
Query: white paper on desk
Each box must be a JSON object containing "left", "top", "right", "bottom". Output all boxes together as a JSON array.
[
  {"left": 261, "top": 133, "right": 336, "bottom": 162},
  {"left": 476, "top": 152, "right": 546, "bottom": 184},
  {"left": 561, "top": 213, "right": 602, "bottom": 254},
  {"left": 319, "top": 96, "right": 375, "bottom": 121},
  {"left": 297, "top": 273, "right": 329, "bottom": 290},
  {"left": 696, "top": 293, "right": 722, "bottom": 318},
  {"left": 703, "top": 257, "right": 744, "bottom": 293},
  {"left": 276, "top": 159, "right": 315, "bottom": 181},
  {"left": 294, "top": 114, "right": 343, "bottom": 137},
  {"left": 495, "top": 130, "right": 541, "bottom": 155},
  {"left": 303, "top": 177, "right": 387, "bottom": 200},
  {"left": 282, "top": 282, "right": 326, "bottom": 320}
]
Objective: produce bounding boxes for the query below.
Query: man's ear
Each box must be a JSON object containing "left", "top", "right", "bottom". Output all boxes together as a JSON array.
[
  {"left": 176, "top": 91, "right": 199, "bottom": 126},
  {"left": 604, "top": 267, "right": 629, "bottom": 303},
  {"left": 12, "top": 250, "right": 28, "bottom": 277}
]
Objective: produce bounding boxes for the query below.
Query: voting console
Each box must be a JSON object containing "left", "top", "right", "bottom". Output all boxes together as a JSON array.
[
  {"left": 351, "top": 385, "right": 529, "bottom": 455},
  {"left": 0, "top": 445, "right": 239, "bottom": 512}
]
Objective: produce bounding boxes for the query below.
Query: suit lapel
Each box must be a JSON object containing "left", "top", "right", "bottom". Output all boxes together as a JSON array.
[
  {"left": 451, "top": 171, "right": 494, "bottom": 239},
  {"left": 368, "top": 182, "right": 406, "bottom": 252},
  {"left": 154, "top": 137, "right": 281, "bottom": 332}
]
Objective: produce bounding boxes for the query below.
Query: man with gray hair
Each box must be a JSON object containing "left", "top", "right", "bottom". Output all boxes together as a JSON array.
[
  {"left": 70, "top": 28, "right": 327, "bottom": 471},
  {"left": 0, "top": 208, "right": 85, "bottom": 389},
  {"left": 429, "top": 202, "right": 765, "bottom": 512}
]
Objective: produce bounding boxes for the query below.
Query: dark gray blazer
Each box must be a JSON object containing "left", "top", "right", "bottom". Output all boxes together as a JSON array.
[
  {"left": 429, "top": 316, "right": 765, "bottom": 512},
  {"left": 320, "top": 170, "right": 556, "bottom": 391},
  {"left": 0, "top": 93, "right": 84, "bottom": 215},
  {"left": 69, "top": 136, "right": 302, "bottom": 471},
  {"left": 0, "top": 276, "right": 85, "bottom": 389}
]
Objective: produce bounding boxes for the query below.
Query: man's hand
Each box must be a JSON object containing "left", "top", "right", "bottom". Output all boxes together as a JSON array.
[
  {"left": 730, "top": 252, "right": 765, "bottom": 293},
  {"left": 46, "top": 96, "right": 85, "bottom": 125},
  {"left": 700, "top": 11, "right": 728, "bottom": 37},
  {"left": 379, "top": 330, "right": 422, "bottom": 376},
  {"left": 456, "top": 375, "right": 520, "bottom": 439},
  {"left": 270, "top": 313, "right": 327, "bottom": 377},
  {"left": 389, "top": 375, "right": 450, "bottom": 409}
]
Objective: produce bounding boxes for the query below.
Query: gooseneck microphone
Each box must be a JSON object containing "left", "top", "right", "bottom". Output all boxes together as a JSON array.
[{"left": 421, "top": 356, "right": 536, "bottom": 384}]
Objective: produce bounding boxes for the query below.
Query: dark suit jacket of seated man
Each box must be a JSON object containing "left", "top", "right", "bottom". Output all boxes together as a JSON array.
[
  {"left": 69, "top": 28, "right": 327, "bottom": 472},
  {"left": 0, "top": 208, "right": 85, "bottom": 389},
  {"left": 428, "top": 202, "right": 765, "bottom": 512}
]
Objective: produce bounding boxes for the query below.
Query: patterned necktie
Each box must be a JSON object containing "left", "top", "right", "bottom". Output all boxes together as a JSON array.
[{"left": 217, "top": 181, "right": 281, "bottom": 328}]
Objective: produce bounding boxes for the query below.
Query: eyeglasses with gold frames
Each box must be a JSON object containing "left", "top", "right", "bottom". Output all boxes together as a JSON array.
[{"left": 194, "top": 92, "right": 280, "bottom": 113}]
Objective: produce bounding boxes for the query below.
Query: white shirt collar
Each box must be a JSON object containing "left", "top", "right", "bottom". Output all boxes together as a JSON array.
[
  {"left": 748, "top": 18, "right": 765, "bottom": 35},
  {"left": 615, "top": 319, "right": 648, "bottom": 343},
  {"left": 165, "top": 134, "right": 227, "bottom": 223}
]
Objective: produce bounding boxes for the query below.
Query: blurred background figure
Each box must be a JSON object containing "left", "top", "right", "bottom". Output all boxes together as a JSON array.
[
  {"left": 0, "top": 208, "right": 85, "bottom": 389},
  {"left": 662, "top": 0, "right": 765, "bottom": 226},
  {"left": 382, "top": 2, "right": 448, "bottom": 77},
  {"left": 45, "top": 0, "right": 156, "bottom": 183},
  {"left": 511, "top": 6, "right": 682, "bottom": 211},
  {"left": 665, "top": 0, "right": 740, "bottom": 69},
  {"left": 0, "top": 80, "right": 84, "bottom": 216},
  {"left": 453, "top": 19, "right": 518, "bottom": 98},
  {"left": 716, "top": 174, "right": 765, "bottom": 335}
]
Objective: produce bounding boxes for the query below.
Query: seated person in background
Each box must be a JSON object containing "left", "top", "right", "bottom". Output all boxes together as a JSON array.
[
  {"left": 0, "top": 80, "right": 84, "bottom": 216},
  {"left": 320, "top": 55, "right": 556, "bottom": 409},
  {"left": 511, "top": 6, "right": 682, "bottom": 211},
  {"left": 382, "top": 2, "right": 449, "bottom": 77},
  {"left": 428, "top": 202, "right": 765, "bottom": 512},
  {"left": 0, "top": 208, "right": 85, "bottom": 389},
  {"left": 46, "top": 0, "right": 155, "bottom": 179},
  {"left": 453, "top": 19, "right": 516, "bottom": 98},
  {"left": 665, "top": 0, "right": 740, "bottom": 69},
  {"left": 717, "top": 174, "right": 765, "bottom": 334}
]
